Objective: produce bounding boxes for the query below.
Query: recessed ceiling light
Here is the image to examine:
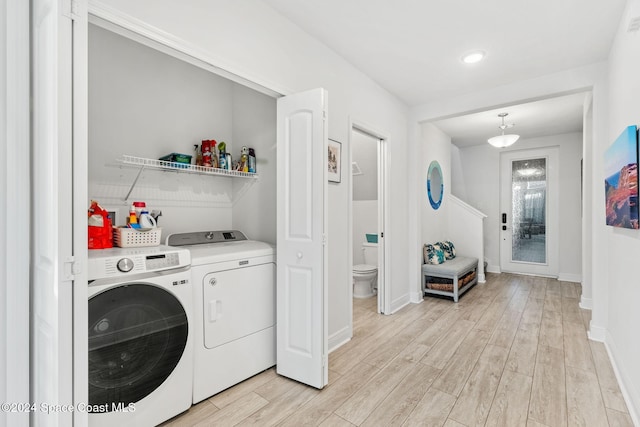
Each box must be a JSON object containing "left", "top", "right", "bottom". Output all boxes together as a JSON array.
[{"left": 461, "top": 51, "right": 485, "bottom": 64}]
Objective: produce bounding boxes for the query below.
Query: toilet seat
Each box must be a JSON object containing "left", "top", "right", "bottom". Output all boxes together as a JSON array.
[{"left": 353, "top": 264, "right": 377, "bottom": 274}]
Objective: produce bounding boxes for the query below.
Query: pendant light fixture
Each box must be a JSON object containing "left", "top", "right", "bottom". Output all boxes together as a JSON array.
[{"left": 487, "top": 113, "right": 519, "bottom": 148}]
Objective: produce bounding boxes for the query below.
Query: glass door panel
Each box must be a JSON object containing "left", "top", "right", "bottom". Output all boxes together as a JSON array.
[{"left": 511, "top": 158, "right": 547, "bottom": 264}]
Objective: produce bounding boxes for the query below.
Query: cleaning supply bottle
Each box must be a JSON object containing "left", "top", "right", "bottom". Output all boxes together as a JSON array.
[
  {"left": 194, "top": 144, "right": 203, "bottom": 166},
  {"left": 127, "top": 204, "right": 140, "bottom": 229},
  {"left": 225, "top": 152, "right": 232, "bottom": 171},
  {"left": 202, "top": 140, "right": 212, "bottom": 167},
  {"left": 241, "top": 146, "right": 249, "bottom": 173},
  {"left": 218, "top": 141, "right": 227, "bottom": 170},
  {"left": 248, "top": 148, "right": 256, "bottom": 173},
  {"left": 211, "top": 140, "right": 219, "bottom": 168}
]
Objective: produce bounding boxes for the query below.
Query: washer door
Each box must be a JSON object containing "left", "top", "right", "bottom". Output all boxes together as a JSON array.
[{"left": 88, "top": 283, "right": 188, "bottom": 409}]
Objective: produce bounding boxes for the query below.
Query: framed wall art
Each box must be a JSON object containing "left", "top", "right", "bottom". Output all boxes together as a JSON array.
[
  {"left": 604, "top": 125, "right": 639, "bottom": 229},
  {"left": 328, "top": 139, "right": 342, "bottom": 183}
]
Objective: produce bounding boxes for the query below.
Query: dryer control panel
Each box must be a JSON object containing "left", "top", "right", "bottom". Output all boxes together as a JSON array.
[{"left": 166, "top": 230, "right": 248, "bottom": 247}]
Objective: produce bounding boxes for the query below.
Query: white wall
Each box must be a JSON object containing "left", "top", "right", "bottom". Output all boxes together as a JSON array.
[
  {"left": 231, "top": 84, "right": 277, "bottom": 245},
  {"left": 451, "top": 144, "right": 467, "bottom": 200},
  {"left": 454, "top": 133, "right": 583, "bottom": 279},
  {"left": 352, "top": 130, "right": 378, "bottom": 201},
  {"left": 91, "top": 0, "right": 410, "bottom": 345},
  {"left": 352, "top": 130, "right": 378, "bottom": 266},
  {"left": 420, "top": 123, "right": 452, "bottom": 245},
  {"left": 352, "top": 201, "right": 377, "bottom": 265},
  {"left": 601, "top": 0, "right": 640, "bottom": 420}
]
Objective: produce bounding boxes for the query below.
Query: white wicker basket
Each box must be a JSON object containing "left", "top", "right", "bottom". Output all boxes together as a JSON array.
[{"left": 113, "top": 227, "right": 162, "bottom": 248}]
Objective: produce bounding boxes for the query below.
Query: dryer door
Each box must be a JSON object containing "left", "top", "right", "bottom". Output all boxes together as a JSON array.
[
  {"left": 203, "top": 263, "right": 276, "bottom": 349},
  {"left": 88, "top": 283, "right": 188, "bottom": 410}
]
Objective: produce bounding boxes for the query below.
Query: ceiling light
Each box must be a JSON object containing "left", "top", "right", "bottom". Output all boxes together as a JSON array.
[
  {"left": 487, "top": 113, "right": 520, "bottom": 148},
  {"left": 461, "top": 51, "right": 485, "bottom": 64},
  {"left": 517, "top": 168, "right": 538, "bottom": 176}
]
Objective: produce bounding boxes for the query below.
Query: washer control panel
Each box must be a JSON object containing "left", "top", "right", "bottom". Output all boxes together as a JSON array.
[
  {"left": 88, "top": 246, "right": 190, "bottom": 280},
  {"left": 145, "top": 253, "right": 180, "bottom": 270},
  {"left": 117, "top": 258, "right": 134, "bottom": 272}
]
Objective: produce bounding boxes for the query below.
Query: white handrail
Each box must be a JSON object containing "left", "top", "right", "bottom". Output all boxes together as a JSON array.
[{"left": 448, "top": 194, "right": 487, "bottom": 219}]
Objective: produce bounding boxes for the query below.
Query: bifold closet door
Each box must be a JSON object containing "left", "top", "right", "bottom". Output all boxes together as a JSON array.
[{"left": 276, "top": 88, "right": 328, "bottom": 389}]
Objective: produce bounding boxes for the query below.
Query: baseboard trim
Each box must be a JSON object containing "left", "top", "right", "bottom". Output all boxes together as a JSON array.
[
  {"left": 410, "top": 291, "right": 423, "bottom": 304},
  {"left": 588, "top": 321, "right": 606, "bottom": 342},
  {"left": 486, "top": 264, "right": 501, "bottom": 274},
  {"left": 390, "top": 295, "right": 411, "bottom": 314},
  {"left": 605, "top": 333, "right": 640, "bottom": 427},
  {"left": 328, "top": 326, "right": 351, "bottom": 353},
  {"left": 558, "top": 273, "right": 582, "bottom": 283},
  {"left": 579, "top": 296, "right": 592, "bottom": 310}
]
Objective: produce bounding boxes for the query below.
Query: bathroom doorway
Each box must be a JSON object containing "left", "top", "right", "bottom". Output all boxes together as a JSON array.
[{"left": 350, "top": 124, "right": 388, "bottom": 314}]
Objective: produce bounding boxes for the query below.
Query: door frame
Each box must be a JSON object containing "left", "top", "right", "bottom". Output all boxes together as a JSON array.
[
  {"left": 348, "top": 119, "right": 391, "bottom": 315},
  {"left": 2, "top": 0, "right": 31, "bottom": 424},
  {"left": 499, "top": 146, "right": 559, "bottom": 277}
]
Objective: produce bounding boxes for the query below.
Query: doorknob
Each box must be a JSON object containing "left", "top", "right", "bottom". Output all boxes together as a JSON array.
[{"left": 297, "top": 252, "right": 303, "bottom": 259}]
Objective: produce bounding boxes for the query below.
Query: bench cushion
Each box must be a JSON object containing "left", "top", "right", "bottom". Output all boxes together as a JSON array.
[{"left": 422, "top": 256, "right": 478, "bottom": 279}]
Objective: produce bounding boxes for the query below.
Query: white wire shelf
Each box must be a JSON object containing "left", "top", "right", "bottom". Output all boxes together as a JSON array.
[
  {"left": 118, "top": 155, "right": 259, "bottom": 179},
  {"left": 116, "top": 155, "right": 258, "bottom": 201}
]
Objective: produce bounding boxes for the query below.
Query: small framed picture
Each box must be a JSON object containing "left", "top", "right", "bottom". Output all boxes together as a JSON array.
[{"left": 328, "top": 139, "right": 342, "bottom": 183}]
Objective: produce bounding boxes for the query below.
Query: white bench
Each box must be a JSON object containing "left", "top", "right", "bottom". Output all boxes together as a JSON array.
[{"left": 422, "top": 256, "right": 478, "bottom": 302}]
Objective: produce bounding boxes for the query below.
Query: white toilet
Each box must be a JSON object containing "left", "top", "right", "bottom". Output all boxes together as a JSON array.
[{"left": 353, "top": 242, "right": 378, "bottom": 298}]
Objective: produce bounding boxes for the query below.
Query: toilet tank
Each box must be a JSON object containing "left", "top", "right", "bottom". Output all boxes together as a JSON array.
[{"left": 362, "top": 242, "right": 378, "bottom": 266}]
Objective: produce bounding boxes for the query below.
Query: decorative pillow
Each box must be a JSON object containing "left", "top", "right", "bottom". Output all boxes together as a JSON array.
[
  {"left": 423, "top": 243, "right": 445, "bottom": 265},
  {"left": 438, "top": 240, "right": 456, "bottom": 260}
]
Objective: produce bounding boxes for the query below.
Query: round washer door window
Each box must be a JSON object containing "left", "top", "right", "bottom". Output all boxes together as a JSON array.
[{"left": 88, "top": 283, "right": 188, "bottom": 409}]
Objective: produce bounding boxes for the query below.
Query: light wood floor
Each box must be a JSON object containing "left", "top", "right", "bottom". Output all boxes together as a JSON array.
[{"left": 163, "top": 273, "right": 633, "bottom": 427}]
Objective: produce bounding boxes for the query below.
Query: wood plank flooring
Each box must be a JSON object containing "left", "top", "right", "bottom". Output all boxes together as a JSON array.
[{"left": 163, "top": 273, "right": 633, "bottom": 427}]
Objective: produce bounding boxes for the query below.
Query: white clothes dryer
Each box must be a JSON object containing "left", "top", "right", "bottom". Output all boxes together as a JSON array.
[
  {"left": 87, "top": 246, "right": 192, "bottom": 427},
  {"left": 166, "top": 230, "right": 276, "bottom": 404}
]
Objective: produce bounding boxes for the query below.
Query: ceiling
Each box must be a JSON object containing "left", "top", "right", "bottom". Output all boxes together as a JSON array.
[
  {"left": 431, "top": 92, "right": 588, "bottom": 148},
  {"left": 261, "top": 0, "right": 627, "bottom": 146}
]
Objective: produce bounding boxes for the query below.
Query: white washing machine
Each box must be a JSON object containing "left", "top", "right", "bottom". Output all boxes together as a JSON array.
[
  {"left": 166, "top": 230, "right": 276, "bottom": 404},
  {"left": 87, "top": 246, "right": 193, "bottom": 427}
]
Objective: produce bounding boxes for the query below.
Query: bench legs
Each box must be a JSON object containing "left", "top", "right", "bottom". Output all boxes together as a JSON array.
[{"left": 453, "top": 276, "right": 459, "bottom": 302}]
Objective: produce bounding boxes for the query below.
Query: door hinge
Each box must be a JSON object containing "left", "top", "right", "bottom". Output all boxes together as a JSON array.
[
  {"left": 63, "top": 256, "right": 82, "bottom": 280},
  {"left": 322, "top": 233, "right": 327, "bottom": 246},
  {"left": 65, "top": 0, "right": 81, "bottom": 20}
]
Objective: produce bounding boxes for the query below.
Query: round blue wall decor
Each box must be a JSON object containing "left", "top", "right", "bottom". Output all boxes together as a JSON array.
[{"left": 427, "top": 161, "right": 444, "bottom": 210}]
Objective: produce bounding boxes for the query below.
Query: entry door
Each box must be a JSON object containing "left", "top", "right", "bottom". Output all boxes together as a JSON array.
[
  {"left": 276, "top": 88, "right": 328, "bottom": 389},
  {"left": 500, "top": 147, "right": 559, "bottom": 276}
]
